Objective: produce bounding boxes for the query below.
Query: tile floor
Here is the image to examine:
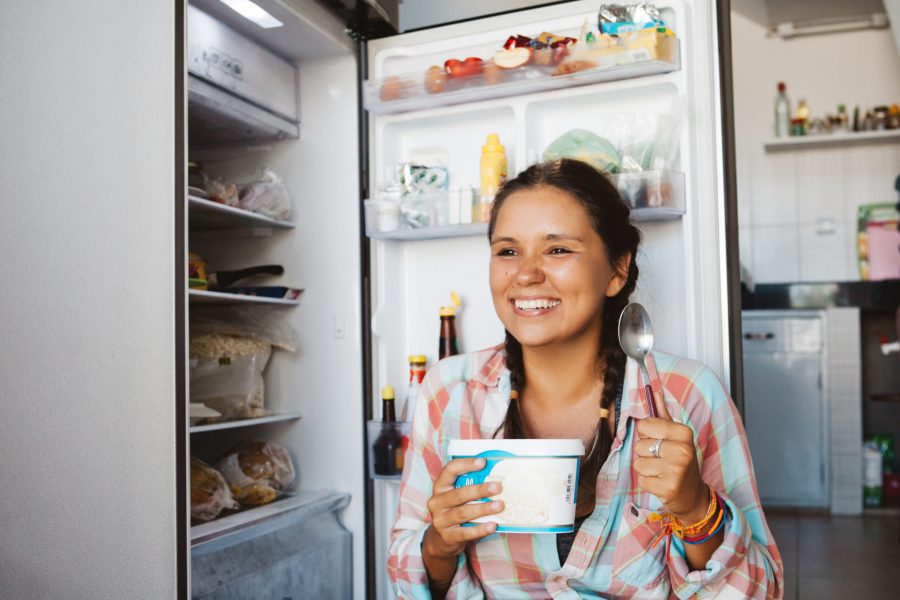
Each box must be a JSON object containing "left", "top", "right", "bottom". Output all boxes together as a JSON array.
[{"left": 766, "top": 509, "right": 900, "bottom": 599}]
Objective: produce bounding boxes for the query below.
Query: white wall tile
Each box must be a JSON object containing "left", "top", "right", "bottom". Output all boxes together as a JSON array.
[
  {"left": 798, "top": 222, "right": 851, "bottom": 282},
  {"left": 750, "top": 174, "right": 797, "bottom": 226},
  {"left": 751, "top": 225, "right": 799, "bottom": 282}
]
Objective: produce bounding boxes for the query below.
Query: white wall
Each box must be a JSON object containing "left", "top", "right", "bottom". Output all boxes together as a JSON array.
[
  {"left": 400, "top": 0, "right": 553, "bottom": 31},
  {"left": 732, "top": 11, "right": 900, "bottom": 283},
  {"left": 0, "top": 1, "right": 178, "bottom": 598}
]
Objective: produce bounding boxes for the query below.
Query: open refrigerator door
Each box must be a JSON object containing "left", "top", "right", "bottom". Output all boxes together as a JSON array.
[{"left": 364, "top": 1, "right": 732, "bottom": 596}]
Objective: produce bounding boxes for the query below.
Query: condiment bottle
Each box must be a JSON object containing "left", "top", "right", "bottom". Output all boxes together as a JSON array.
[
  {"left": 439, "top": 306, "right": 459, "bottom": 360},
  {"left": 774, "top": 82, "right": 791, "bottom": 138},
  {"left": 373, "top": 385, "right": 404, "bottom": 476},
  {"left": 404, "top": 355, "right": 427, "bottom": 422},
  {"left": 478, "top": 133, "right": 507, "bottom": 222}
]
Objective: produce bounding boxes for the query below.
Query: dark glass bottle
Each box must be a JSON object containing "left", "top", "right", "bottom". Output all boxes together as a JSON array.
[
  {"left": 373, "top": 385, "right": 404, "bottom": 476},
  {"left": 439, "top": 306, "right": 459, "bottom": 360}
]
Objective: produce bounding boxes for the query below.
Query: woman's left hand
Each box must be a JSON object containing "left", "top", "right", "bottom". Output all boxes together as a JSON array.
[{"left": 632, "top": 391, "right": 709, "bottom": 523}]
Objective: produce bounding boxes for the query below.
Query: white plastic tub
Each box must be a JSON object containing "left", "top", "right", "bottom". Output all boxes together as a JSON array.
[{"left": 448, "top": 439, "right": 584, "bottom": 533}]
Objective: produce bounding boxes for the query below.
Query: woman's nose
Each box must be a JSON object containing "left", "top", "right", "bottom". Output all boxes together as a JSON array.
[{"left": 515, "top": 254, "right": 545, "bottom": 285}]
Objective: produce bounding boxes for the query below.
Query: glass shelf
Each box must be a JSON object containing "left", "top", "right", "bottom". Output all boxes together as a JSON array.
[
  {"left": 188, "top": 195, "right": 295, "bottom": 231},
  {"left": 190, "top": 412, "right": 303, "bottom": 433}
]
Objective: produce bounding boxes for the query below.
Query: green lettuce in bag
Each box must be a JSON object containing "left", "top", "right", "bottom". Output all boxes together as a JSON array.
[{"left": 542, "top": 129, "right": 621, "bottom": 174}]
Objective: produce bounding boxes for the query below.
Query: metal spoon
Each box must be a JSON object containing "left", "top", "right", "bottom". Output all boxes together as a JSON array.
[{"left": 617, "top": 302, "right": 658, "bottom": 418}]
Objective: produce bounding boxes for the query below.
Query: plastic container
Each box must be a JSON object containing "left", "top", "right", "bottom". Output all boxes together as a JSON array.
[
  {"left": 448, "top": 438, "right": 584, "bottom": 533},
  {"left": 364, "top": 188, "right": 481, "bottom": 238},
  {"left": 612, "top": 170, "right": 685, "bottom": 212}
]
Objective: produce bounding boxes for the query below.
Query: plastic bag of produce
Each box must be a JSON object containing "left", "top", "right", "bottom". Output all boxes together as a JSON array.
[
  {"left": 203, "top": 174, "right": 240, "bottom": 207},
  {"left": 542, "top": 129, "right": 622, "bottom": 173},
  {"left": 238, "top": 167, "right": 292, "bottom": 221},
  {"left": 216, "top": 441, "right": 297, "bottom": 507},
  {"left": 604, "top": 109, "right": 682, "bottom": 173},
  {"left": 191, "top": 457, "right": 239, "bottom": 522}
]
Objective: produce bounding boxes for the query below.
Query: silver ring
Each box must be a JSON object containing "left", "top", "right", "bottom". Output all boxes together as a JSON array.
[{"left": 649, "top": 438, "right": 663, "bottom": 459}]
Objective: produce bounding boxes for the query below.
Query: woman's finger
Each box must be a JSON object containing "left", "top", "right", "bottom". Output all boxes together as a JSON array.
[
  {"left": 447, "top": 499, "right": 505, "bottom": 527},
  {"left": 634, "top": 437, "right": 670, "bottom": 459},
  {"left": 434, "top": 481, "right": 501, "bottom": 511},
  {"left": 635, "top": 418, "right": 693, "bottom": 443},
  {"left": 433, "top": 457, "right": 487, "bottom": 493},
  {"left": 632, "top": 456, "right": 665, "bottom": 478},
  {"left": 445, "top": 521, "right": 498, "bottom": 544},
  {"left": 652, "top": 388, "right": 672, "bottom": 421}
]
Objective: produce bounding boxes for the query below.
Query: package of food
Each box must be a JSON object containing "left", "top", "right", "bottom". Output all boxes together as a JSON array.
[
  {"left": 397, "top": 162, "right": 449, "bottom": 196},
  {"left": 543, "top": 129, "right": 622, "bottom": 173},
  {"left": 238, "top": 167, "right": 292, "bottom": 221},
  {"left": 203, "top": 174, "right": 239, "bottom": 207},
  {"left": 599, "top": 3, "right": 664, "bottom": 35},
  {"left": 191, "top": 457, "right": 239, "bottom": 522},
  {"left": 189, "top": 306, "right": 297, "bottom": 421},
  {"left": 189, "top": 335, "right": 272, "bottom": 420},
  {"left": 216, "top": 441, "right": 297, "bottom": 507}
]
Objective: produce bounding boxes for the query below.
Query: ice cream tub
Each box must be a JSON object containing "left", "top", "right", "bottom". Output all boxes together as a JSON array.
[{"left": 449, "top": 438, "right": 584, "bottom": 533}]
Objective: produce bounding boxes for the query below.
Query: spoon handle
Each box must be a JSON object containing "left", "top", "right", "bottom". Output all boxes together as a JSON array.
[{"left": 644, "top": 384, "right": 657, "bottom": 418}]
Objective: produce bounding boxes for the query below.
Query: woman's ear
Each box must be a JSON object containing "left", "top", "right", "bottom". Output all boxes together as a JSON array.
[{"left": 605, "top": 253, "right": 632, "bottom": 297}]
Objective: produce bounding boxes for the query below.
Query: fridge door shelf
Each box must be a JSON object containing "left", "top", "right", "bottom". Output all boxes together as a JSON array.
[
  {"left": 190, "top": 412, "right": 303, "bottom": 433},
  {"left": 364, "top": 36, "right": 679, "bottom": 115},
  {"left": 189, "top": 289, "right": 303, "bottom": 305},
  {"left": 189, "top": 195, "right": 295, "bottom": 231},
  {"left": 364, "top": 170, "right": 685, "bottom": 240}
]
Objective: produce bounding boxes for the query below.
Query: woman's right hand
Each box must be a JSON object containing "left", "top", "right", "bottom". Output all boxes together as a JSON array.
[{"left": 423, "top": 457, "right": 504, "bottom": 560}]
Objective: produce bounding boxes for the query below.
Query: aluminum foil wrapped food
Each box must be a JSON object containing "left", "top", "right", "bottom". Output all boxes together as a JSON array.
[{"left": 599, "top": 3, "right": 663, "bottom": 35}]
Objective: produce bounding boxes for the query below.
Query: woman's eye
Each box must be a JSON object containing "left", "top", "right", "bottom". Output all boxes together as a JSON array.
[
  {"left": 548, "top": 247, "right": 571, "bottom": 255},
  {"left": 495, "top": 248, "right": 517, "bottom": 257}
]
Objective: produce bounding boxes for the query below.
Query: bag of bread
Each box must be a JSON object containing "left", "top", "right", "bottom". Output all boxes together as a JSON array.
[
  {"left": 191, "top": 457, "right": 239, "bottom": 522},
  {"left": 216, "top": 441, "right": 296, "bottom": 508}
]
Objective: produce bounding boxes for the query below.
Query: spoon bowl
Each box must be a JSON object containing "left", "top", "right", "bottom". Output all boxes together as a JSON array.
[{"left": 618, "top": 302, "right": 658, "bottom": 418}]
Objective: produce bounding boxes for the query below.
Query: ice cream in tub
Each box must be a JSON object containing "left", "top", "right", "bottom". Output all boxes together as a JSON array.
[{"left": 449, "top": 438, "right": 584, "bottom": 533}]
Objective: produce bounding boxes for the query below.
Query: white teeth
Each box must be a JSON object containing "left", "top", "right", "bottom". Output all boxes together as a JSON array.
[{"left": 514, "top": 299, "right": 560, "bottom": 310}]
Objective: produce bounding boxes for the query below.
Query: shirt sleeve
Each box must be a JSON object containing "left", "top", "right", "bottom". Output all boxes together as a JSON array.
[
  {"left": 664, "top": 366, "right": 785, "bottom": 600},
  {"left": 387, "top": 364, "right": 485, "bottom": 599}
]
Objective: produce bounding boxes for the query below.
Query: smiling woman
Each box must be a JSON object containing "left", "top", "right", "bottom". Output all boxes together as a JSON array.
[{"left": 388, "top": 159, "right": 783, "bottom": 599}]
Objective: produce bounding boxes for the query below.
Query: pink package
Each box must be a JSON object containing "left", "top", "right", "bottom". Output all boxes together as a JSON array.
[{"left": 867, "top": 223, "right": 900, "bottom": 280}]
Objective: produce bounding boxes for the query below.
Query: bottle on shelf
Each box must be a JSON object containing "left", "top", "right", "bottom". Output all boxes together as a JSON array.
[
  {"left": 404, "top": 355, "right": 427, "bottom": 422},
  {"left": 478, "top": 133, "right": 508, "bottom": 223},
  {"left": 774, "top": 82, "right": 791, "bottom": 138},
  {"left": 373, "top": 385, "right": 404, "bottom": 476},
  {"left": 836, "top": 104, "right": 849, "bottom": 132},
  {"left": 795, "top": 99, "right": 810, "bottom": 130},
  {"left": 439, "top": 307, "right": 459, "bottom": 360}
]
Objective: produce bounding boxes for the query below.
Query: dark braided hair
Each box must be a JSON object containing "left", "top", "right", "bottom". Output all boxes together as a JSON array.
[{"left": 487, "top": 158, "right": 641, "bottom": 513}]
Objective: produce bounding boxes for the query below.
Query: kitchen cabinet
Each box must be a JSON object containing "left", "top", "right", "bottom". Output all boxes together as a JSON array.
[{"left": 742, "top": 310, "right": 829, "bottom": 507}]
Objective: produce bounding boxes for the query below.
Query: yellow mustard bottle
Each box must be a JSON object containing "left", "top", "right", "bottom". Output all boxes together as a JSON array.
[{"left": 478, "top": 133, "right": 507, "bottom": 223}]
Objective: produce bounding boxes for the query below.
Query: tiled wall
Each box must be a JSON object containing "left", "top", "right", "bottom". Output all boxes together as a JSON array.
[
  {"left": 737, "top": 145, "right": 900, "bottom": 283},
  {"left": 732, "top": 11, "right": 900, "bottom": 284}
]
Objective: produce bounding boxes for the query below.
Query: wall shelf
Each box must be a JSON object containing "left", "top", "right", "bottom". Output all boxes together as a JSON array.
[
  {"left": 190, "top": 412, "right": 303, "bottom": 433},
  {"left": 764, "top": 129, "right": 900, "bottom": 152},
  {"left": 188, "top": 195, "right": 295, "bottom": 231}
]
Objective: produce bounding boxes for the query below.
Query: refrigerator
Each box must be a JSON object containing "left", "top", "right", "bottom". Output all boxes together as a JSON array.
[{"left": 181, "top": 0, "right": 738, "bottom": 597}]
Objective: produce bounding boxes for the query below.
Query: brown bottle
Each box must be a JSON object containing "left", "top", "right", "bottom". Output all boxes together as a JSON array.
[
  {"left": 373, "top": 386, "right": 404, "bottom": 476},
  {"left": 439, "top": 306, "right": 459, "bottom": 360}
]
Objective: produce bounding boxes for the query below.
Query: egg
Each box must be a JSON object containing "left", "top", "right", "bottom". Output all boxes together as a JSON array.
[{"left": 424, "top": 65, "right": 447, "bottom": 94}]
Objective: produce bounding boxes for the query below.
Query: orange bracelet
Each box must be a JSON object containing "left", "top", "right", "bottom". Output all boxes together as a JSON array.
[{"left": 649, "top": 484, "right": 718, "bottom": 545}]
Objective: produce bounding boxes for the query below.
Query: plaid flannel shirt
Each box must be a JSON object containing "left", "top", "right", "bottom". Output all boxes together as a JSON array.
[{"left": 388, "top": 344, "right": 783, "bottom": 599}]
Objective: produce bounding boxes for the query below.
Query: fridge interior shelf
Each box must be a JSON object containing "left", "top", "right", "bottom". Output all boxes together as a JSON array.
[
  {"left": 190, "top": 412, "right": 303, "bottom": 433},
  {"left": 365, "top": 37, "right": 679, "bottom": 115},
  {"left": 764, "top": 129, "right": 900, "bottom": 152},
  {"left": 189, "top": 289, "right": 302, "bottom": 306},
  {"left": 191, "top": 491, "right": 349, "bottom": 548},
  {"left": 364, "top": 170, "right": 685, "bottom": 240},
  {"left": 188, "top": 195, "right": 295, "bottom": 231}
]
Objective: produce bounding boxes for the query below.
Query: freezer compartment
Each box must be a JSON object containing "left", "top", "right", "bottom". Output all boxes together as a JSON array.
[
  {"left": 367, "top": 420, "right": 412, "bottom": 480},
  {"left": 364, "top": 36, "right": 679, "bottom": 115},
  {"left": 613, "top": 170, "right": 685, "bottom": 215}
]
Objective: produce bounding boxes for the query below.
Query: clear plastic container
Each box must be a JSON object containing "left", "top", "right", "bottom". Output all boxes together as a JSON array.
[
  {"left": 364, "top": 189, "right": 480, "bottom": 238},
  {"left": 612, "top": 170, "right": 685, "bottom": 216}
]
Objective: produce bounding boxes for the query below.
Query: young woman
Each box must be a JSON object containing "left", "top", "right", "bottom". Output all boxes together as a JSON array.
[{"left": 388, "top": 159, "right": 782, "bottom": 599}]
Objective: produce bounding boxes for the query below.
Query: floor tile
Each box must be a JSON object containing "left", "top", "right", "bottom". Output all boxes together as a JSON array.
[{"left": 797, "top": 576, "right": 899, "bottom": 600}]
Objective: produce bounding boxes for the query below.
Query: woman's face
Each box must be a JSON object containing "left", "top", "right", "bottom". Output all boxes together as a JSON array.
[{"left": 489, "top": 185, "right": 628, "bottom": 350}]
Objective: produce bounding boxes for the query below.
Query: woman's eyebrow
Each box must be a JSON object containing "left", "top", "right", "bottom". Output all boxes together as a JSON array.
[
  {"left": 544, "top": 233, "right": 584, "bottom": 242},
  {"left": 490, "top": 236, "right": 517, "bottom": 245}
]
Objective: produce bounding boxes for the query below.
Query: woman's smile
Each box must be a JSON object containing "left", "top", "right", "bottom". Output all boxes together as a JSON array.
[{"left": 510, "top": 297, "right": 561, "bottom": 316}]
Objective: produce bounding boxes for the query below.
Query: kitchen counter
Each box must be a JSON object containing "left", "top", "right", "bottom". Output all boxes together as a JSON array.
[{"left": 742, "top": 280, "right": 900, "bottom": 311}]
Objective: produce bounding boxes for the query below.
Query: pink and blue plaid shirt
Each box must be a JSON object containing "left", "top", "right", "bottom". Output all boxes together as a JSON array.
[{"left": 388, "top": 344, "right": 783, "bottom": 599}]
